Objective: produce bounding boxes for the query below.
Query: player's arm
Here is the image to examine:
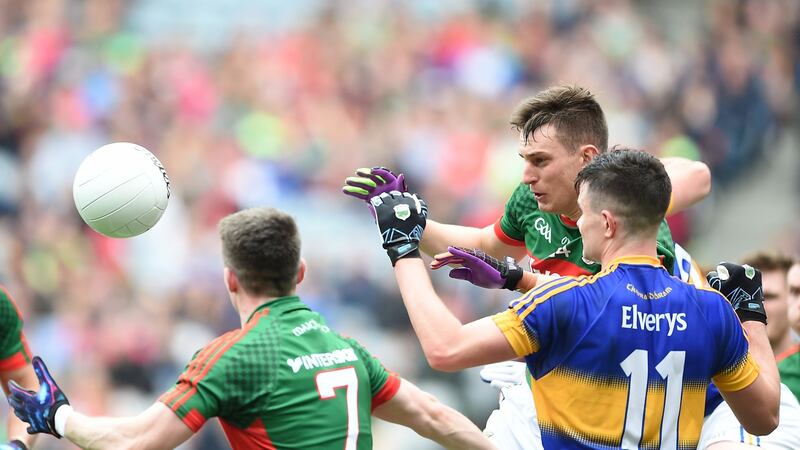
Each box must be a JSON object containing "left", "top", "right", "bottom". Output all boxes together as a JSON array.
[
  {"left": 61, "top": 402, "right": 193, "bottom": 450},
  {"left": 660, "top": 157, "right": 711, "bottom": 214},
  {"left": 421, "top": 221, "right": 528, "bottom": 260},
  {"left": 341, "top": 166, "right": 527, "bottom": 260},
  {"left": 707, "top": 263, "right": 780, "bottom": 436},
  {"left": 0, "top": 364, "right": 39, "bottom": 449},
  {"left": 716, "top": 321, "right": 780, "bottom": 436},
  {"left": 373, "top": 379, "right": 497, "bottom": 450},
  {"left": 395, "top": 258, "right": 519, "bottom": 370},
  {"left": 6, "top": 357, "right": 193, "bottom": 450}
]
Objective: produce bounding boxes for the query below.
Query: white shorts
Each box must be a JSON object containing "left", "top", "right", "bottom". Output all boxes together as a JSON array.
[
  {"left": 698, "top": 384, "right": 800, "bottom": 449},
  {"left": 483, "top": 383, "right": 543, "bottom": 450}
]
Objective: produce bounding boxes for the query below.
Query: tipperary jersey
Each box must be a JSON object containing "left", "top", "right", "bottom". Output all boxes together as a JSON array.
[
  {"left": 496, "top": 183, "right": 676, "bottom": 278},
  {"left": 493, "top": 256, "right": 758, "bottom": 449},
  {"left": 160, "top": 295, "right": 400, "bottom": 449},
  {"left": 0, "top": 286, "right": 32, "bottom": 371}
]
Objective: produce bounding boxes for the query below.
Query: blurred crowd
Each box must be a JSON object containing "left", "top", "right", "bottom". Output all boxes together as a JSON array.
[{"left": 0, "top": 0, "right": 798, "bottom": 448}]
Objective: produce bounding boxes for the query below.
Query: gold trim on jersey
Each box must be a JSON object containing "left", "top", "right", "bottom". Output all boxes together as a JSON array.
[
  {"left": 492, "top": 310, "right": 537, "bottom": 356},
  {"left": 712, "top": 353, "right": 760, "bottom": 391}
]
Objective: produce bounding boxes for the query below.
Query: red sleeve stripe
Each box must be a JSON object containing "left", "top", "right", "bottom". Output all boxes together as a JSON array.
[
  {"left": 493, "top": 219, "right": 525, "bottom": 247},
  {"left": 371, "top": 374, "right": 401, "bottom": 411},
  {"left": 160, "top": 333, "right": 234, "bottom": 406},
  {"left": 0, "top": 352, "right": 29, "bottom": 371},
  {"left": 170, "top": 309, "right": 271, "bottom": 413},
  {"left": 181, "top": 408, "right": 207, "bottom": 433}
]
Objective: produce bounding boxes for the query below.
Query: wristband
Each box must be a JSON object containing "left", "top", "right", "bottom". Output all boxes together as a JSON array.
[{"left": 54, "top": 404, "right": 74, "bottom": 438}]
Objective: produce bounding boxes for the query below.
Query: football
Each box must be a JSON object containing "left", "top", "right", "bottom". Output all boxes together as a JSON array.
[{"left": 73, "top": 142, "right": 171, "bottom": 238}]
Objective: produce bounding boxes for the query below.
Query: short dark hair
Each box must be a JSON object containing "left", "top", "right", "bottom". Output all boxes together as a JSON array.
[
  {"left": 575, "top": 149, "right": 671, "bottom": 236},
  {"left": 218, "top": 207, "right": 301, "bottom": 297},
  {"left": 741, "top": 252, "right": 793, "bottom": 274},
  {"left": 510, "top": 85, "right": 608, "bottom": 153}
]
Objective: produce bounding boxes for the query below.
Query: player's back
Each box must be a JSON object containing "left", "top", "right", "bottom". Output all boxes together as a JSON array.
[
  {"left": 514, "top": 256, "right": 754, "bottom": 449},
  {"left": 161, "top": 295, "right": 399, "bottom": 450}
]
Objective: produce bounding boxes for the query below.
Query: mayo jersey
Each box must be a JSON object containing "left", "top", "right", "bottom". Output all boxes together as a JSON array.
[
  {"left": 496, "top": 183, "right": 677, "bottom": 278},
  {"left": 0, "top": 286, "right": 32, "bottom": 372},
  {"left": 159, "top": 296, "right": 400, "bottom": 449},
  {"left": 493, "top": 256, "right": 759, "bottom": 449}
]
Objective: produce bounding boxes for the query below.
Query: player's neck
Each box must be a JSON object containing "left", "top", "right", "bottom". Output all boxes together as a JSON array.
[
  {"left": 599, "top": 238, "right": 658, "bottom": 268},
  {"left": 236, "top": 292, "right": 297, "bottom": 326}
]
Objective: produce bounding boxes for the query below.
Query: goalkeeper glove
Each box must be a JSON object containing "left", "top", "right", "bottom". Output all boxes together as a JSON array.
[
  {"left": 479, "top": 361, "right": 527, "bottom": 391},
  {"left": 706, "top": 262, "right": 766, "bottom": 324},
  {"left": 7, "top": 357, "right": 70, "bottom": 438},
  {"left": 343, "top": 167, "right": 407, "bottom": 203},
  {"left": 371, "top": 191, "right": 427, "bottom": 266},
  {"left": 432, "top": 247, "right": 523, "bottom": 291},
  {"left": 0, "top": 440, "right": 28, "bottom": 450}
]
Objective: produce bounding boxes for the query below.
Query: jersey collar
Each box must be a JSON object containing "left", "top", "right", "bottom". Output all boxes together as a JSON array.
[
  {"left": 608, "top": 255, "right": 661, "bottom": 267},
  {"left": 247, "top": 295, "right": 304, "bottom": 323},
  {"left": 559, "top": 214, "right": 578, "bottom": 228}
]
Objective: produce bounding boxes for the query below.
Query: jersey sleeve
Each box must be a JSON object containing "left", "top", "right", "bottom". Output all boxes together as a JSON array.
[
  {"left": 0, "top": 287, "right": 32, "bottom": 371},
  {"left": 346, "top": 337, "right": 400, "bottom": 411},
  {"left": 707, "top": 292, "right": 760, "bottom": 392},
  {"left": 159, "top": 334, "right": 236, "bottom": 432},
  {"left": 496, "top": 183, "right": 531, "bottom": 245},
  {"left": 492, "top": 277, "right": 579, "bottom": 358}
]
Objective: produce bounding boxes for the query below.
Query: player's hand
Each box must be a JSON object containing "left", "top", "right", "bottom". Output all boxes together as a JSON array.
[
  {"left": 371, "top": 191, "right": 427, "bottom": 266},
  {"left": 0, "top": 440, "right": 28, "bottom": 450},
  {"left": 479, "top": 361, "right": 527, "bottom": 390},
  {"left": 707, "top": 262, "right": 766, "bottom": 324},
  {"left": 6, "top": 357, "right": 70, "bottom": 438},
  {"left": 431, "top": 247, "right": 523, "bottom": 291},
  {"left": 343, "top": 167, "right": 407, "bottom": 203}
]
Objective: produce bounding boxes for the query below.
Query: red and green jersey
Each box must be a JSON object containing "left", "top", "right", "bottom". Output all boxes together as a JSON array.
[
  {"left": 159, "top": 295, "right": 400, "bottom": 450},
  {"left": 777, "top": 344, "right": 800, "bottom": 401},
  {"left": 496, "top": 183, "right": 677, "bottom": 277},
  {"left": 0, "top": 286, "right": 32, "bottom": 372}
]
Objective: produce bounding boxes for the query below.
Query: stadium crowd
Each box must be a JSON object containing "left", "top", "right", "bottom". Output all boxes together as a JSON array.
[{"left": 0, "top": 0, "right": 798, "bottom": 448}]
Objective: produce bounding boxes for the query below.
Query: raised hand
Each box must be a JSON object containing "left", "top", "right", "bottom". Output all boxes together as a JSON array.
[
  {"left": 707, "top": 262, "right": 766, "bottom": 324},
  {"left": 431, "top": 247, "right": 523, "bottom": 291},
  {"left": 7, "top": 357, "right": 70, "bottom": 438},
  {"left": 371, "top": 191, "right": 427, "bottom": 266},
  {"left": 343, "top": 167, "right": 407, "bottom": 203}
]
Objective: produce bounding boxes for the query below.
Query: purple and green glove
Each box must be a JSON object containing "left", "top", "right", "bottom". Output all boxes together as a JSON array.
[
  {"left": 432, "top": 247, "right": 523, "bottom": 291},
  {"left": 342, "top": 167, "right": 407, "bottom": 203},
  {"left": 7, "top": 356, "right": 70, "bottom": 438}
]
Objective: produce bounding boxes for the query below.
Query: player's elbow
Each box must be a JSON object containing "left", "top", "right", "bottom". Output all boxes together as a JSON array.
[
  {"left": 741, "top": 411, "right": 779, "bottom": 436},
  {"left": 425, "top": 348, "right": 466, "bottom": 372},
  {"left": 692, "top": 161, "right": 712, "bottom": 198}
]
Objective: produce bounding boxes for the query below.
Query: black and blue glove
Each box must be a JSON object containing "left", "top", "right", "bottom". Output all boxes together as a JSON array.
[
  {"left": 707, "top": 262, "right": 766, "bottom": 324},
  {"left": 7, "top": 357, "right": 70, "bottom": 438},
  {"left": 370, "top": 191, "right": 427, "bottom": 266},
  {"left": 0, "top": 440, "right": 28, "bottom": 450}
]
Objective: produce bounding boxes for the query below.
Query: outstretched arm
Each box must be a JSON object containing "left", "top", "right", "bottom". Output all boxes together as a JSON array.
[
  {"left": 373, "top": 379, "right": 497, "bottom": 450},
  {"left": 421, "top": 221, "right": 528, "bottom": 261},
  {"left": 61, "top": 402, "right": 193, "bottom": 450},
  {"left": 661, "top": 157, "right": 711, "bottom": 214}
]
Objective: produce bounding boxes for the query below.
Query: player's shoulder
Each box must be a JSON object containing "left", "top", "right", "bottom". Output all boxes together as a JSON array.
[{"left": 506, "top": 183, "right": 540, "bottom": 210}]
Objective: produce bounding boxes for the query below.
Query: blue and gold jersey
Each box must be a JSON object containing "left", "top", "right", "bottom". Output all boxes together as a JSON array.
[{"left": 493, "top": 256, "right": 759, "bottom": 450}]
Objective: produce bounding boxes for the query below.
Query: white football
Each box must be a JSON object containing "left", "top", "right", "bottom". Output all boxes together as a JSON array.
[{"left": 73, "top": 142, "right": 171, "bottom": 238}]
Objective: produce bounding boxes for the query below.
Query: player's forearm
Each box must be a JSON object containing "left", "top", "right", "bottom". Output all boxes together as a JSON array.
[
  {"left": 661, "top": 157, "right": 711, "bottom": 214},
  {"left": 516, "top": 271, "right": 559, "bottom": 293},
  {"left": 420, "top": 404, "right": 496, "bottom": 450},
  {"left": 394, "top": 258, "right": 469, "bottom": 371},
  {"left": 64, "top": 412, "right": 149, "bottom": 450},
  {"left": 420, "top": 221, "right": 486, "bottom": 256},
  {"left": 742, "top": 321, "right": 781, "bottom": 430}
]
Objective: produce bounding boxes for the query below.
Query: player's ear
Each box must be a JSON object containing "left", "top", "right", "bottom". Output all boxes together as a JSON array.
[
  {"left": 601, "top": 210, "right": 616, "bottom": 238},
  {"left": 296, "top": 259, "right": 307, "bottom": 286},
  {"left": 578, "top": 145, "right": 599, "bottom": 164},
  {"left": 224, "top": 267, "right": 239, "bottom": 294}
]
